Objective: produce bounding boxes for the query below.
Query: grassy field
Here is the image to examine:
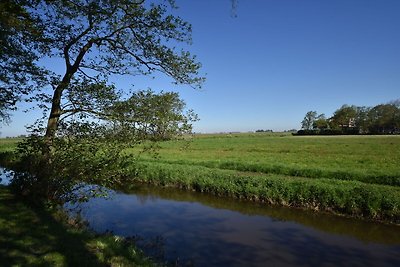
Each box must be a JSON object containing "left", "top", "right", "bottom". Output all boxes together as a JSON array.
[
  {"left": 0, "top": 138, "right": 22, "bottom": 152},
  {"left": 1, "top": 134, "right": 399, "bottom": 223},
  {"left": 134, "top": 133, "right": 400, "bottom": 186},
  {"left": 0, "top": 185, "right": 153, "bottom": 266},
  {"left": 126, "top": 133, "right": 400, "bottom": 223}
]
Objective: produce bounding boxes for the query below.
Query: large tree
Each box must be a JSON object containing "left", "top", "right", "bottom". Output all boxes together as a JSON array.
[
  {"left": 3, "top": 0, "right": 204, "bottom": 202},
  {"left": 3, "top": 0, "right": 203, "bottom": 140}
]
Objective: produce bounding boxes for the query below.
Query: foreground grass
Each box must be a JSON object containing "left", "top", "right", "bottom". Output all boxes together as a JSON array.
[{"left": 0, "top": 186, "right": 153, "bottom": 267}]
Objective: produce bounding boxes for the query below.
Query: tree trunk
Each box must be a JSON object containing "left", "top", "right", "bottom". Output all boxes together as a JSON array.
[
  {"left": 45, "top": 88, "right": 63, "bottom": 139},
  {"left": 44, "top": 42, "right": 92, "bottom": 141},
  {"left": 45, "top": 73, "right": 73, "bottom": 141}
]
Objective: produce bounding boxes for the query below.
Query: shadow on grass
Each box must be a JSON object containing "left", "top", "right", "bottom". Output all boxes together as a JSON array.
[{"left": 0, "top": 186, "right": 106, "bottom": 266}]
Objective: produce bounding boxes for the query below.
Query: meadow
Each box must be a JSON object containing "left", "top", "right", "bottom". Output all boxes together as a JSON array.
[
  {"left": 128, "top": 133, "right": 400, "bottom": 223},
  {"left": 134, "top": 133, "right": 400, "bottom": 186},
  {"left": 1, "top": 134, "right": 399, "bottom": 223},
  {"left": 0, "top": 138, "right": 23, "bottom": 152}
]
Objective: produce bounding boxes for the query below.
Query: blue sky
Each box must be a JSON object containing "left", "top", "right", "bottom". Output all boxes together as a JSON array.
[{"left": 1, "top": 0, "right": 400, "bottom": 136}]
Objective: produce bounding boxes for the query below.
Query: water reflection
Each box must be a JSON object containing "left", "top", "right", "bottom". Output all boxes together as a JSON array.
[
  {"left": 0, "top": 167, "right": 12, "bottom": 186},
  {"left": 69, "top": 185, "right": 400, "bottom": 267}
]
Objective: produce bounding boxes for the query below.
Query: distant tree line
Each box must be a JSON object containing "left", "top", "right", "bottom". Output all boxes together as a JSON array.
[
  {"left": 297, "top": 100, "right": 400, "bottom": 135},
  {"left": 255, "top": 129, "right": 273, "bottom": 133}
]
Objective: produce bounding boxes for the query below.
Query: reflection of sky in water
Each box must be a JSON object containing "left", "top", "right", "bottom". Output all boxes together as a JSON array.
[
  {"left": 2, "top": 164, "right": 398, "bottom": 266},
  {"left": 72, "top": 190, "right": 400, "bottom": 267},
  {"left": 0, "top": 167, "right": 12, "bottom": 185}
]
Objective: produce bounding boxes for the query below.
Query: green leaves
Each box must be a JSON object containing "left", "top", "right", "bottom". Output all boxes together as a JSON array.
[
  {"left": 0, "top": 0, "right": 48, "bottom": 123},
  {"left": 110, "top": 89, "right": 198, "bottom": 141},
  {"left": 301, "top": 111, "right": 318, "bottom": 130},
  {"left": 300, "top": 101, "right": 400, "bottom": 134}
]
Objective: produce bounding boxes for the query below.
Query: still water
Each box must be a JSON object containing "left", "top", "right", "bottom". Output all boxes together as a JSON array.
[
  {"left": 1, "top": 168, "right": 399, "bottom": 266},
  {"left": 69, "top": 185, "right": 400, "bottom": 267},
  {"left": 0, "top": 167, "right": 12, "bottom": 185}
]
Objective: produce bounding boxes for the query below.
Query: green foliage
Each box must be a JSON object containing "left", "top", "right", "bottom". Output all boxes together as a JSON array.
[
  {"left": 2, "top": 0, "right": 205, "bottom": 212},
  {"left": 3, "top": 88, "right": 197, "bottom": 204},
  {"left": 330, "top": 105, "right": 358, "bottom": 131},
  {"left": 10, "top": 131, "right": 138, "bottom": 204},
  {"left": 111, "top": 89, "right": 199, "bottom": 141},
  {"left": 0, "top": 0, "right": 48, "bottom": 123},
  {"left": 299, "top": 100, "right": 400, "bottom": 135},
  {"left": 313, "top": 114, "right": 329, "bottom": 130},
  {"left": 301, "top": 111, "right": 317, "bottom": 130},
  {"left": 368, "top": 104, "right": 400, "bottom": 134},
  {"left": 5, "top": 0, "right": 205, "bottom": 140}
]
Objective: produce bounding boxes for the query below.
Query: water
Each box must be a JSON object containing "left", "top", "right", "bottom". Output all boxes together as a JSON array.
[
  {"left": 0, "top": 167, "right": 12, "bottom": 185},
  {"left": 67, "top": 185, "right": 400, "bottom": 267}
]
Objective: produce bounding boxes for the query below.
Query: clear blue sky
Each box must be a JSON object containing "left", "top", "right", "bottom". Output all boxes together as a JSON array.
[{"left": 1, "top": 0, "right": 399, "bottom": 136}]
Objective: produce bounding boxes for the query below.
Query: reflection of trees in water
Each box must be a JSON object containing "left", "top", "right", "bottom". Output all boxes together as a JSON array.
[{"left": 136, "top": 194, "right": 159, "bottom": 205}]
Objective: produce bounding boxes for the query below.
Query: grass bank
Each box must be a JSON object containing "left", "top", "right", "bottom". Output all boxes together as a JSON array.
[
  {"left": 125, "top": 133, "right": 400, "bottom": 223},
  {"left": 0, "top": 185, "right": 154, "bottom": 266},
  {"left": 127, "top": 161, "right": 400, "bottom": 223}
]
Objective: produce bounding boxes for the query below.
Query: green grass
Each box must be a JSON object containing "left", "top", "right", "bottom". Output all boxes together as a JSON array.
[
  {"left": 0, "top": 185, "right": 154, "bottom": 266},
  {"left": 123, "top": 133, "right": 400, "bottom": 223},
  {"left": 1, "top": 134, "right": 400, "bottom": 223},
  {"left": 133, "top": 134, "right": 400, "bottom": 186},
  {"left": 0, "top": 137, "right": 22, "bottom": 152},
  {"left": 126, "top": 161, "right": 400, "bottom": 223}
]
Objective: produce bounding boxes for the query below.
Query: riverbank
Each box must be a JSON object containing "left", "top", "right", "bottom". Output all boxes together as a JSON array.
[
  {"left": 1, "top": 134, "right": 399, "bottom": 224},
  {"left": 0, "top": 185, "right": 154, "bottom": 266},
  {"left": 128, "top": 161, "right": 400, "bottom": 224},
  {"left": 127, "top": 134, "right": 400, "bottom": 224}
]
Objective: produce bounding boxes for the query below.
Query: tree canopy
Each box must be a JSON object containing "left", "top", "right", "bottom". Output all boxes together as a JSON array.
[
  {"left": 2, "top": 0, "right": 205, "bottom": 203},
  {"left": 0, "top": 0, "right": 47, "bottom": 124},
  {"left": 1, "top": 0, "right": 204, "bottom": 137},
  {"left": 329, "top": 105, "right": 358, "bottom": 131},
  {"left": 301, "top": 111, "right": 317, "bottom": 130},
  {"left": 298, "top": 101, "right": 400, "bottom": 135}
]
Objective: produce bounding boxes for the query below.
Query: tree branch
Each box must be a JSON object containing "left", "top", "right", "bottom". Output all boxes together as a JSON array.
[
  {"left": 60, "top": 107, "right": 108, "bottom": 120},
  {"left": 77, "top": 67, "right": 98, "bottom": 81},
  {"left": 64, "top": 11, "right": 94, "bottom": 69}
]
